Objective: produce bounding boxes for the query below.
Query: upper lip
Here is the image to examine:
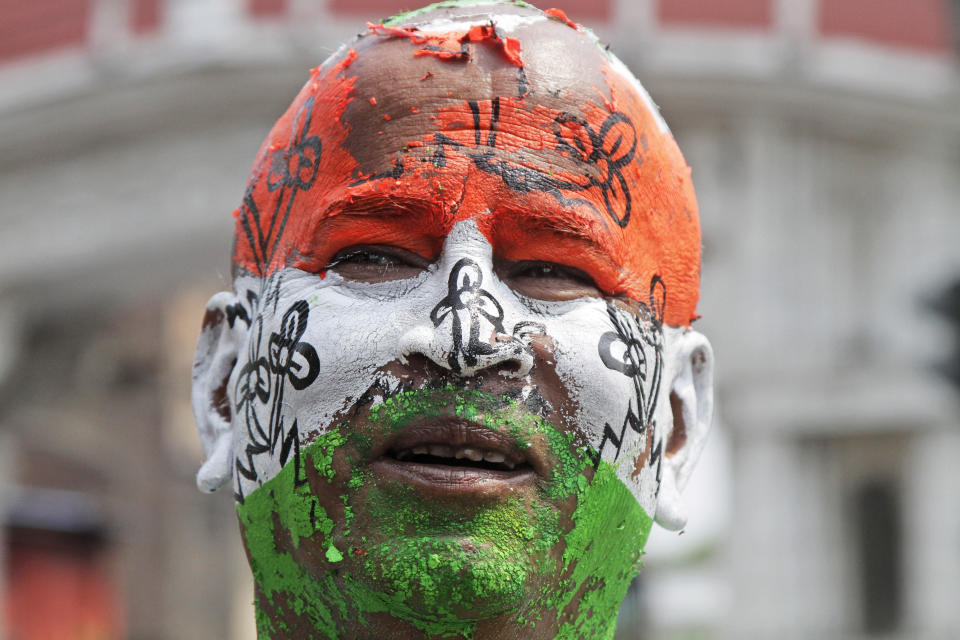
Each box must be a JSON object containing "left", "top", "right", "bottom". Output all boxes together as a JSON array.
[{"left": 372, "top": 417, "right": 546, "bottom": 476}]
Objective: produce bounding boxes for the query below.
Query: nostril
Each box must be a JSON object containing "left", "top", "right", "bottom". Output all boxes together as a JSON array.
[
  {"left": 491, "top": 361, "right": 521, "bottom": 376},
  {"left": 399, "top": 321, "right": 536, "bottom": 376}
]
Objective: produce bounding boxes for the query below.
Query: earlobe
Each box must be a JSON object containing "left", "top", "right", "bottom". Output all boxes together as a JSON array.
[
  {"left": 192, "top": 291, "right": 246, "bottom": 493},
  {"left": 654, "top": 330, "right": 714, "bottom": 531}
]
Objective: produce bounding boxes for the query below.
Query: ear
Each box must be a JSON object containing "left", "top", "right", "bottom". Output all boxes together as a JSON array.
[
  {"left": 654, "top": 329, "right": 714, "bottom": 531},
  {"left": 192, "top": 291, "right": 246, "bottom": 493}
]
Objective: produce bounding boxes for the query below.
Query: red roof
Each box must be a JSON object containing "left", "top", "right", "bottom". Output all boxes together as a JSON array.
[
  {"left": 659, "top": 0, "right": 773, "bottom": 29},
  {"left": 818, "top": 0, "right": 954, "bottom": 53},
  {"left": 327, "top": 0, "right": 612, "bottom": 22}
]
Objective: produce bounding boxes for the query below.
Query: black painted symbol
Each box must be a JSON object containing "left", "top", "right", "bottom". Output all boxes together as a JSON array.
[
  {"left": 233, "top": 295, "right": 320, "bottom": 503},
  {"left": 554, "top": 111, "right": 638, "bottom": 228},
  {"left": 431, "top": 98, "right": 641, "bottom": 229},
  {"left": 430, "top": 258, "right": 506, "bottom": 373},
  {"left": 236, "top": 96, "right": 322, "bottom": 275},
  {"left": 589, "top": 275, "right": 666, "bottom": 482}
]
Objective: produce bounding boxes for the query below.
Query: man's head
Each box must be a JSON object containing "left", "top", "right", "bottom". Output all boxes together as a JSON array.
[{"left": 192, "top": 2, "right": 713, "bottom": 637}]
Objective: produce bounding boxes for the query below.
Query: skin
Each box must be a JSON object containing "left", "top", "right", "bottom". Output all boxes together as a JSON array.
[
  {"left": 192, "top": 3, "right": 712, "bottom": 639},
  {"left": 231, "top": 220, "right": 661, "bottom": 638}
]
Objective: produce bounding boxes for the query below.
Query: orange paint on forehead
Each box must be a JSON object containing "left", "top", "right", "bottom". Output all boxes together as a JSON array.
[
  {"left": 545, "top": 7, "right": 581, "bottom": 30},
  {"left": 231, "top": 42, "right": 701, "bottom": 327},
  {"left": 232, "top": 48, "right": 360, "bottom": 277}
]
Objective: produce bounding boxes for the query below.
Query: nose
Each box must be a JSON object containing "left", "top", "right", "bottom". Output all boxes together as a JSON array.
[{"left": 399, "top": 256, "right": 535, "bottom": 378}]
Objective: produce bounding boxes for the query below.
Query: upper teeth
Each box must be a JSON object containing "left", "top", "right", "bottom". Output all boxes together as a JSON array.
[{"left": 395, "top": 445, "right": 516, "bottom": 469}]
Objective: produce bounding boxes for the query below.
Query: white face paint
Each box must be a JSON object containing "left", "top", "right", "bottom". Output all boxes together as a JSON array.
[
  {"left": 222, "top": 219, "right": 674, "bottom": 516},
  {"left": 408, "top": 10, "right": 547, "bottom": 34}
]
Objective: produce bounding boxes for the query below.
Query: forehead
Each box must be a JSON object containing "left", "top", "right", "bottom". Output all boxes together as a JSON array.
[
  {"left": 232, "top": 7, "right": 701, "bottom": 326},
  {"left": 341, "top": 10, "right": 611, "bottom": 167}
]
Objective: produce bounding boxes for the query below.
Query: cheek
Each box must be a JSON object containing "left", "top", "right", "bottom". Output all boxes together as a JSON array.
[
  {"left": 228, "top": 272, "right": 418, "bottom": 493},
  {"left": 546, "top": 306, "right": 637, "bottom": 443},
  {"left": 562, "top": 359, "right": 638, "bottom": 441},
  {"left": 279, "top": 287, "right": 410, "bottom": 433},
  {"left": 541, "top": 300, "right": 665, "bottom": 514}
]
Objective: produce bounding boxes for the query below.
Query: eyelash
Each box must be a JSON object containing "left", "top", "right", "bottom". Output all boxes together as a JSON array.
[
  {"left": 511, "top": 261, "right": 597, "bottom": 285},
  {"left": 328, "top": 247, "right": 600, "bottom": 292},
  {"left": 329, "top": 247, "right": 407, "bottom": 268}
]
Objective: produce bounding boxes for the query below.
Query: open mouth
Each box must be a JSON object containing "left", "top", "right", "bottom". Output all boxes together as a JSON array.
[
  {"left": 392, "top": 444, "right": 526, "bottom": 472},
  {"left": 370, "top": 418, "right": 539, "bottom": 495}
]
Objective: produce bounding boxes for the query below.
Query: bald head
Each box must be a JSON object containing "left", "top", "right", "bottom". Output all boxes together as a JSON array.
[
  {"left": 342, "top": 4, "right": 616, "bottom": 171},
  {"left": 232, "top": 0, "right": 701, "bottom": 326}
]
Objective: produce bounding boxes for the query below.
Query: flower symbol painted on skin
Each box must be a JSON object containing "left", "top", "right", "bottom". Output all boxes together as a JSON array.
[
  {"left": 597, "top": 275, "right": 666, "bottom": 441},
  {"left": 268, "top": 302, "right": 306, "bottom": 373},
  {"left": 430, "top": 258, "right": 506, "bottom": 372},
  {"left": 237, "top": 96, "right": 324, "bottom": 276},
  {"left": 236, "top": 356, "right": 271, "bottom": 407},
  {"left": 231, "top": 298, "right": 321, "bottom": 498},
  {"left": 268, "top": 301, "right": 320, "bottom": 391},
  {"left": 599, "top": 308, "right": 648, "bottom": 380},
  {"left": 430, "top": 98, "right": 642, "bottom": 231},
  {"left": 235, "top": 319, "right": 272, "bottom": 448},
  {"left": 591, "top": 288, "right": 665, "bottom": 469},
  {"left": 266, "top": 97, "right": 323, "bottom": 193},
  {"left": 554, "top": 111, "right": 638, "bottom": 228}
]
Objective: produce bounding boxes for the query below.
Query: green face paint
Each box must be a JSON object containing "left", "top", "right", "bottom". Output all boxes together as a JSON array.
[{"left": 237, "top": 389, "right": 653, "bottom": 639}]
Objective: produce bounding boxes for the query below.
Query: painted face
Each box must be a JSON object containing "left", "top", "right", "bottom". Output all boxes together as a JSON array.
[
  {"left": 194, "top": 4, "right": 711, "bottom": 639},
  {"left": 229, "top": 216, "right": 683, "bottom": 636}
]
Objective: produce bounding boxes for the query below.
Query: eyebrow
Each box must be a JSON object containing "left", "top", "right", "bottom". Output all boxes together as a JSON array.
[
  {"left": 311, "top": 189, "right": 622, "bottom": 271},
  {"left": 322, "top": 195, "right": 440, "bottom": 221},
  {"left": 312, "top": 192, "right": 450, "bottom": 236},
  {"left": 296, "top": 192, "right": 452, "bottom": 267},
  {"left": 489, "top": 203, "right": 620, "bottom": 255}
]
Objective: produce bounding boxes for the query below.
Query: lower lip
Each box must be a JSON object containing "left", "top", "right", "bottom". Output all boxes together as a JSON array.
[{"left": 370, "top": 458, "right": 536, "bottom": 497}]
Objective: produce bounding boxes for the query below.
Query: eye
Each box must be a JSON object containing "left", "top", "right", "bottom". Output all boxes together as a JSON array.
[
  {"left": 328, "top": 245, "right": 430, "bottom": 282},
  {"left": 497, "top": 259, "right": 602, "bottom": 301},
  {"left": 517, "top": 264, "right": 567, "bottom": 278}
]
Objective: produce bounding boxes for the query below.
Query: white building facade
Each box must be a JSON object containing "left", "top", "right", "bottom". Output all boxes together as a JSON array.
[{"left": 0, "top": 1, "right": 957, "bottom": 638}]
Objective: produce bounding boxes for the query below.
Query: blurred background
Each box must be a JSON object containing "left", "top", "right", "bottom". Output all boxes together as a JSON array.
[{"left": 0, "top": 0, "right": 959, "bottom": 638}]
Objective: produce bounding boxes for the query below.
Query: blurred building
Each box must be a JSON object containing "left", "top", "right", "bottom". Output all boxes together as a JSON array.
[{"left": 0, "top": 1, "right": 958, "bottom": 639}]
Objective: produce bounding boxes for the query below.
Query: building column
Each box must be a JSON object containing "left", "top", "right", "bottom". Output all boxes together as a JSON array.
[
  {"left": 723, "top": 432, "right": 799, "bottom": 636},
  {"left": 903, "top": 426, "right": 960, "bottom": 635}
]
